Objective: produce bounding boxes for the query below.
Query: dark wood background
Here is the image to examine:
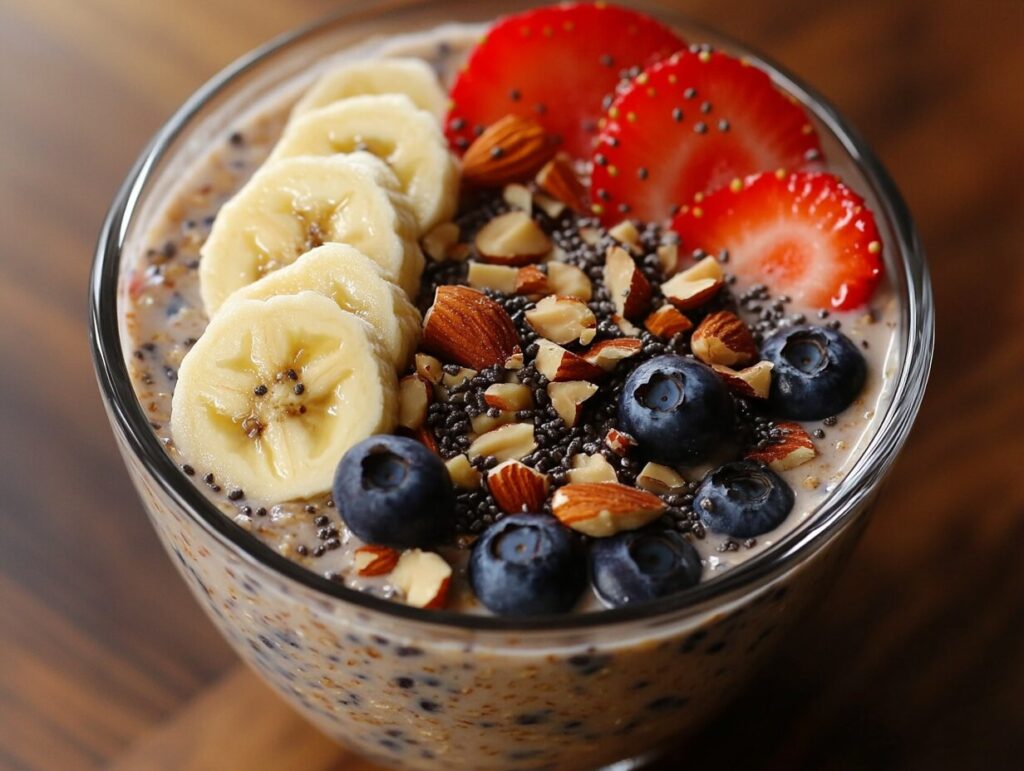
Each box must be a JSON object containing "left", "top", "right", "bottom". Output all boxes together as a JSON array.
[{"left": 2, "top": 0, "right": 1022, "bottom": 768}]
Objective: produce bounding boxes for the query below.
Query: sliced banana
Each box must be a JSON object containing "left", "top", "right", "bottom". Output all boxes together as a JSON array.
[
  {"left": 270, "top": 94, "right": 459, "bottom": 233},
  {"left": 226, "top": 243, "right": 421, "bottom": 369},
  {"left": 171, "top": 292, "right": 398, "bottom": 501},
  {"left": 291, "top": 57, "right": 447, "bottom": 120},
  {"left": 199, "top": 153, "right": 424, "bottom": 314}
]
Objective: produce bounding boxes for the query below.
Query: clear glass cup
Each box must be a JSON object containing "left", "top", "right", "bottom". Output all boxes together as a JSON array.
[{"left": 89, "top": 2, "right": 934, "bottom": 768}]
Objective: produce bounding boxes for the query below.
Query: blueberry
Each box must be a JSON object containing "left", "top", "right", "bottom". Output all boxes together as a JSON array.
[
  {"left": 617, "top": 355, "right": 734, "bottom": 465},
  {"left": 591, "top": 530, "right": 702, "bottom": 608},
  {"left": 760, "top": 325, "right": 867, "bottom": 420},
  {"left": 334, "top": 435, "right": 454, "bottom": 548},
  {"left": 469, "top": 513, "right": 586, "bottom": 616},
  {"left": 695, "top": 461, "right": 794, "bottom": 538}
]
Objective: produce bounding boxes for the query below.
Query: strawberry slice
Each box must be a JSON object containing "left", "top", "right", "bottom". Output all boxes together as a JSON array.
[
  {"left": 671, "top": 171, "right": 883, "bottom": 310},
  {"left": 590, "top": 49, "right": 823, "bottom": 224},
  {"left": 446, "top": 3, "right": 685, "bottom": 159}
]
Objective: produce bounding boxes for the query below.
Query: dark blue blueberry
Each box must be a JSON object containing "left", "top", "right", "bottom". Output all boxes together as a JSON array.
[
  {"left": 469, "top": 513, "right": 586, "bottom": 616},
  {"left": 617, "top": 355, "right": 734, "bottom": 465},
  {"left": 695, "top": 461, "right": 794, "bottom": 538},
  {"left": 760, "top": 325, "right": 867, "bottom": 420},
  {"left": 590, "top": 530, "right": 702, "bottom": 608},
  {"left": 334, "top": 435, "right": 454, "bottom": 548}
]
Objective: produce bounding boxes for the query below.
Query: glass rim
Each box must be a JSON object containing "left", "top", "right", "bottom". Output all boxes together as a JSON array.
[{"left": 89, "top": 0, "right": 934, "bottom": 634}]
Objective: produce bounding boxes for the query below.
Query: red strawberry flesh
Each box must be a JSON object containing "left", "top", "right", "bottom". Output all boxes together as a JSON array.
[
  {"left": 446, "top": 3, "right": 685, "bottom": 159},
  {"left": 591, "top": 49, "right": 823, "bottom": 224},
  {"left": 671, "top": 171, "right": 883, "bottom": 310}
]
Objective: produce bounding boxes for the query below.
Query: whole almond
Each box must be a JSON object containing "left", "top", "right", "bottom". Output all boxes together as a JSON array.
[
  {"left": 462, "top": 114, "right": 557, "bottom": 187},
  {"left": 421, "top": 285, "right": 520, "bottom": 369}
]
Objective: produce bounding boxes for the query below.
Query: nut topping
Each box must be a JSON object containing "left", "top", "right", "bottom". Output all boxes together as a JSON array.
[
  {"left": 548, "top": 380, "right": 599, "bottom": 427},
  {"left": 354, "top": 545, "right": 400, "bottom": 577},
  {"left": 467, "top": 422, "right": 537, "bottom": 462},
  {"left": 746, "top": 421, "right": 817, "bottom": 470},
  {"left": 526, "top": 295, "right": 597, "bottom": 345},
  {"left": 398, "top": 375, "right": 431, "bottom": 430},
  {"left": 445, "top": 454, "right": 482, "bottom": 490},
  {"left": 546, "top": 261, "right": 593, "bottom": 301},
  {"left": 551, "top": 482, "right": 666, "bottom": 537},
  {"left": 483, "top": 383, "right": 534, "bottom": 412},
  {"left": 461, "top": 114, "right": 557, "bottom": 187},
  {"left": 536, "top": 152, "right": 588, "bottom": 213},
  {"left": 568, "top": 453, "right": 618, "bottom": 484},
  {"left": 604, "top": 428, "right": 637, "bottom": 457},
  {"left": 605, "top": 246, "right": 653, "bottom": 319},
  {"left": 475, "top": 211, "right": 552, "bottom": 265},
  {"left": 421, "top": 285, "right": 520, "bottom": 369},
  {"left": 712, "top": 361, "right": 774, "bottom": 400},
  {"left": 690, "top": 310, "right": 758, "bottom": 367},
  {"left": 514, "top": 264, "right": 549, "bottom": 295},
  {"left": 422, "top": 222, "right": 461, "bottom": 262},
  {"left": 390, "top": 550, "right": 452, "bottom": 609},
  {"left": 487, "top": 460, "right": 549, "bottom": 514},
  {"left": 467, "top": 261, "right": 519, "bottom": 293},
  {"left": 534, "top": 339, "right": 604, "bottom": 382},
  {"left": 636, "top": 463, "right": 686, "bottom": 494},
  {"left": 644, "top": 304, "right": 693, "bottom": 339},
  {"left": 661, "top": 255, "right": 725, "bottom": 310},
  {"left": 582, "top": 338, "right": 643, "bottom": 371},
  {"left": 415, "top": 353, "right": 444, "bottom": 385}
]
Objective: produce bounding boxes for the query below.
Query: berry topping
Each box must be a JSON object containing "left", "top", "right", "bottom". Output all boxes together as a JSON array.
[
  {"left": 446, "top": 3, "right": 685, "bottom": 158},
  {"left": 695, "top": 461, "right": 795, "bottom": 538},
  {"left": 617, "top": 355, "right": 734, "bottom": 465},
  {"left": 469, "top": 513, "right": 587, "bottom": 616},
  {"left": 672, "top": 171, "right": 883, "bottom": 309},
  {"left": 590, "top": 49, "right": 822, "bottom": 224},
  {"left": 334, "top": 435, "right": 455, "bottom": 549},
  {"left": 590, "top": 530, "right": 702, "bottom": 607},
  {"left": 760, "top": 325, "right": 867, "bottom": 420}
]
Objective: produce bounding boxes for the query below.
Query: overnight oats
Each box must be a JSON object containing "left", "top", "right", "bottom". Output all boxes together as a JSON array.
[{"left": 99, "top": 2, "right": 927, "bottom": 769}]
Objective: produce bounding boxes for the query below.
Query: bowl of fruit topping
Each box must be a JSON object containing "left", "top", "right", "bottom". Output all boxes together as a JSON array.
[{"left": 91, "top": 2, "right": 933, "bottom": 768}]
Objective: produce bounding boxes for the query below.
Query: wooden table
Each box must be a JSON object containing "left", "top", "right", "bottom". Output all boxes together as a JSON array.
[{"left": 2, "top": 0, "right": 1022, "bottom": 768}]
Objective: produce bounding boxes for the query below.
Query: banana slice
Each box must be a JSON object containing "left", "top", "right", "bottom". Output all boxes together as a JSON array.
[
  {"left": 199, "top": 153, "right": 424, "bottom": 314},
  {"left": 270, "top": 94, "right": 459, "bottom": 233},
  {"left": 171, "top": 292, "right": 398, "bottom": 501},
  {"left": 291, "top": 57, "right": 447, "bottom": 119},
  {"left": 226, "top": 243, "right": 421, "bottom": 369}
]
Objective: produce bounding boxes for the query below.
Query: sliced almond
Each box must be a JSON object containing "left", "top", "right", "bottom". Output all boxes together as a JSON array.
[
  {"left": 398, "top": 375, "right": 431, "bottom": 430},
  {"left": 514, "top": 264, "right": 549, "bottom": 295},
  {"left": 475, "top": 211, "right": 552, "bottom": 266},
  {"left": 421, "top": 285, "right": 520, "bottom": 370},
  {"left": 441, "top": 366, "right": 478, "bottom": 389},
  {"left": 551, "top": 482, "right": 666, "bottom": 537},
  {"left": 422, "top": 222, "right": 460, "bottom": 262},
  {"left": 604, "top": 428, "right": 637, "bottom": 457},
  {"left": 534, "top": 339, "right": 604, "bottom": 382},
  {"left": 526, "top": 295, "right": 597, "bottom": 346},
  {"left": 484, "top": 383, "right": 533, "bottom": 412},
  {"left": 461, "top": 114, "right": 557, "bottom": 187},
  {"left": 712, "top": 361, "right": 774, "bottom": 400},
  {"left": 608, "top": 220, "right": 641, "bottom": 249},
  {"left": 467, "top": 261, "right": 519, "bottom": 293},
  {"left": 504, "top": 351, "right": 525, "bottom": 370},
  {"left": 612, "top": 313, "right": 642, "bottom": 336},
  {"left": 468, "top": 422, "right": 537, "bottom": 462},
  {"left": 636, "top": 463, "right": 686, "bottom": 495},
  {"left": 747, "top": 422, "right": 817, "bottom": 471},
  {"left": 415, "top": 353, "right": 444, "bottom": 385},
  {"left": 471, "top": 410, "right": 516, "bottom": 436},
  {"left": 661, "top": 256, "right": 725, "bottom": 310},
  {"left": 656, "top": 242, "right": 680, "bottom": 275},
  {"left": 533, "top": 192, "right": 567, "bottom": 219},
  {"left": 690, "top": 311, "right": 757, "bottom": 367},
  {"left": 536, "top": 152, "right": 588, "bottom": 213},
  {"left": 605, "top": 246, "right": 652, "bottom": 319},
  {"left": 568, "top": 453, "right": 618, "bottom": 484},
  {"left": 503, "top": 183, "right": 533, "bottom": 214},
  {"left": 354, "top": 545, "right": 400, "bottom": 577},
  {"left": 487, "top": 460, "right": 549, "bottom": 514},
  {"left": 547, "top": 261, "right": 592, "bottom": 301},
  {"left": 445, "top": 454, "right": 482, "bottom": 490},
  {"left": 548, "top": 380, "right": 599, "bottom": 427},
  {"left": 390, "top": 550, "right": 452, "bottom": 609},
  {"left": 583, "top": 338, "right": 643, "bottom": 372},
  {"left": 644, "top": 305, "right": 693, "bottom": 339}
]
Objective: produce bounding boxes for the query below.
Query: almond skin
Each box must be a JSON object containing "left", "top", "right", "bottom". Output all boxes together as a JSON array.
[
  {"left": 551, "top": 482, "right": 666, "bottom": 537},
  {"left": 644, "top": 305, "right": 693, "bottom": 339},
  {"left": 712, "top": 361, "right": 774, "bottom": 400},
  {"left": 421, "top": 285, "right": 520, "bottom": 369},
  {"left": 691, "top": 311, "right": 758, "bottom": 367},
  {"left": 354, "top": 545, "right": 400, "bottom": 577},
  {"left": 536, "top": 152, "right": 588, "bottom": 213},
  {"left": 462, "top": 114, "right": 557, "bottom": 187},
  {"left": 582, "top": 338, "right": 643, "bottom": 371},
  {"left": 605, "top": 246, "right": 652, "bottom": 319},
  {"left": 487, "top": 460, "right": 549, "bottom": 514},
  {"left": 515, "top": 264, "right": 549, "bottom": 295},
  {"left": 746, "top": 421, "right": 817, "bottom": 470}
]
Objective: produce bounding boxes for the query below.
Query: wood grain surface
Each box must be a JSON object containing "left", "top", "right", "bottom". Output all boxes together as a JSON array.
[{"left": 1, "top": 0, "right": 1022, "bottom": 769}]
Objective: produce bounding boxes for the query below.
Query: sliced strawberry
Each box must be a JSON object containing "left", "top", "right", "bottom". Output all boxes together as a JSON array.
[
  {"left": 446, "top": 3, "right": 685, "bottom": 159},
  {"left": 671, "top": 171, "right": 883, "bottom": 310},
  {"left": 590, "top": 49, "right": 823, "bottom": 224}
]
